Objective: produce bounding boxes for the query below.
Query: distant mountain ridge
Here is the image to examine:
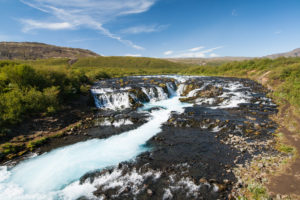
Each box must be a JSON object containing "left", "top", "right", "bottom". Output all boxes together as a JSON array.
[
  {"left": 165, "top": 57, "right": 252, "bottom": 66},
  {"left": 166, "top": 48, "right": 300, "bottom": 65},
  {"left": 265, "top": 48, "right": 300, "bottom": 59},
  {"left": 0, "top": 42, "right": 99, "bottom": 60},
  {"left": 0, "top": 41, "right": 299, "bottom": 62}
]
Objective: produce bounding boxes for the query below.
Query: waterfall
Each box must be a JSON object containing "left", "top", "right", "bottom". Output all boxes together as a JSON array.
[
  {"left": 92, "top": 85, "right": 171, "bottom": 110},
  {"left": 95, "top": 92, "right": 131, "bottom": 110},
  {"left": 0, "top": 89, "right": 189, "bottom": 200},
  {"left": 176, "top": 84, "right": 186, "bottom": 96},
  {"left": 155, "top": 87, "right": 168, "bottom": 100},
  {"left": 166, "top": 82, "right": 177, "bottom": 97},
  {"left": 141, "top": 87, "right": 156, "bottom": 101}
]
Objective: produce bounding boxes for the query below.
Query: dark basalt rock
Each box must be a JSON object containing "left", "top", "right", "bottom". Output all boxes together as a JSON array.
[{"left": 71, "top": 76, "right": 279, "bottom": 200}]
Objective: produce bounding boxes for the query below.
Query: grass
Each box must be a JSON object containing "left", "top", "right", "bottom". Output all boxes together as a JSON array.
[
  {"left": 27, "top": 137, "right": 48, "bottom": 151},
  {"left": 0, "top": 143, "right": 24, "bottom": 155},
  {"left": 278, "top": 143, "right": 295, "bottom": 154},
  {"left": 247, "top": 182, "right": 270, "bottom": 200},
  {"left": 0, "top": 56, "right": 299, "bottom": 199}
]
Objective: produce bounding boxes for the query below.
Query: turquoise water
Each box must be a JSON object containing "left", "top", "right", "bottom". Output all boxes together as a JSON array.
[{"left": 0, "top": 95, "right": 187, "bottom": 200}]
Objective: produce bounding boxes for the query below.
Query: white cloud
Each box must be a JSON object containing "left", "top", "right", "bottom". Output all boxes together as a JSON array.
[
  {"left": 20, "top": 0, "right": 157, "bottom": 49},
  {"left": 188, "top": 46, "right": 204, "bottom": 52},
  {"left": 200, "top": 46, "right": 223, "bottom": 54},
  {"left": 167, "top": 46, "right": 223, "bottom": 58},
  {"left": 121, "top": 24, "right": 168, "bottom": 34},
  {"left": 124, "top": 54, "right": 142, "bottom": 57},
  {"left": 209, "top": 53, "right": 218, "bottom": 57},
  {"left": 164, "top": 50, "right": 173, "bottom": 55},
  {"left": 21, "top": 19, "right": 74, "bottom": 32}
]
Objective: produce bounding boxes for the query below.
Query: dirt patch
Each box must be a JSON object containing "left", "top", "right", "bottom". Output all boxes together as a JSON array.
[
  {"left": 266, "top": 103, "right": 300, "bottom": 199},
  {"left": 258, "top": 71, "right": 273, "bottom": 90}
]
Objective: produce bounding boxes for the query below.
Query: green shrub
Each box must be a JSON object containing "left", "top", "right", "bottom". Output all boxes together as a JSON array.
[
  {"left": 95, "top": 71, "right": 111, "bottom": 80},
  {"left": 0, "top": 143, "right": 24, "bottom": 155}
]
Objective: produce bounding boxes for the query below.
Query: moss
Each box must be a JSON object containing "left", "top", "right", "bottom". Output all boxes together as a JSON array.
[
  {"left": 179, "top": 96, "right": 197, "bottom": 103},
  {"left": 49, "top": 131, "right": 65, "bottom": 138},
  {"left": 27, "top": 137, "right": 49, "bottom": 151},
  {"left": 278, "top": 144, "right": 295, "bottom": 154},
  {"left": 0, "top": 143, "right": 24, "bottom": 155},
  {"left": 247, "top": 183, "right": 270, "bottom": 200},
  {"left": 181, "top": 84, "right": 199, "bottom": 96},
  {"left": 129, "top": 88, "right": 149, "bottom": 102}
]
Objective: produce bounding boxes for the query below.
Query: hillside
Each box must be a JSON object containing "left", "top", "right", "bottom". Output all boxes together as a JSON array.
[
  {"left": 0, "top": 42, "right": 99, "bottom": 60},
  {"left": 266, "top": 48, "right": 300, "bottom": 59},
  {"left": 166, "top": 48, "right": 300, "bottom": 66},
  {"left": 165, "top": 57, "right": 252, "bottom": 66}
]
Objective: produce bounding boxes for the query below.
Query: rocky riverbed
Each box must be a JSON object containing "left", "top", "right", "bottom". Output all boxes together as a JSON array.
[
  {"left": 70, "top": 76, "right": 279, "bottom": 199},
  {"left": 0, "top": 75, "right": 282, "bottom": 200}
]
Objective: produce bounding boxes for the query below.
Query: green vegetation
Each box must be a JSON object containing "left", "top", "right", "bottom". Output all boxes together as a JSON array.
[
  {"left": 0, "top": 57, "right": 185, "bottom": 132},
  {"left": 0, "top": 55, "right": 299, "bottom": 199},
  {"left": 247, "top": 182, "right": 270, "bottom": 200},
  {"left": 1, "top": 56, "right": 299, "bottom": 131},
  {"left": 278, "top": 144, "right": 295, "bottom": 154},
  {"left": 27, "top": 137, "right": 48, "bottom": 151},
  {"left": 0, "top": 61, "right": 92, "bottom": 128},
  {"left": 1, "top": 56, "right": 299, "bottom": 132},
  {"left": 183, "top": 57, "right": 300, "bottom": 112},
  {"left": 0, "top": 143, "right": 24, "bottom": 155}
]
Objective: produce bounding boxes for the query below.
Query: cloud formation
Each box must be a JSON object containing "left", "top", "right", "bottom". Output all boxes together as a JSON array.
[
  {"left": 20, "top": 0, "right": 157, "bottom": 49},
  {"left": 165, "top": 46, "right": 223, "bottom": 58},
  {"left": 21, "top": 19, "right": 75, "bottom": 32},
  {"left": 188, "top": 46, "right": 204, "bottom": 52},
  {"left": 121, "top": 24, "right": 168, "bottom": 34},
  {"left": 164, "top": 50, "right": 173, "bottom": 55}
]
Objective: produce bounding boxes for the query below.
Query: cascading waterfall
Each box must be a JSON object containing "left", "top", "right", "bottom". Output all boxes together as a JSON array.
[
  {"left": 166, "top": 82, "right": 177, "bottom": 97},
  {"left": 96, "top": 92, "right": 131, "bottom": 110},
  {"left": 141, "top": 87, "right": 156, "bottom": 101},
  {"left": 92, "top": 82, "right": 176, "bottom": 109},
  {"left": 0, "top": 75, "right": 259, "bottom": 200},
  {"left": 0, "top": 79, "right": 187, "bottom": 200},
  {"left": 155, "top": 87, "right": 168, "bottom": 100}
]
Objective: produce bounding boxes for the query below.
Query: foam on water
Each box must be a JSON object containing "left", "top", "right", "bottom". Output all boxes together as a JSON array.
[
  {"left": 0, "top": 94, "right": 187, "bottom": 200},
  {"left": 0, "top": 76, "right": 265, "bottom": 199}
]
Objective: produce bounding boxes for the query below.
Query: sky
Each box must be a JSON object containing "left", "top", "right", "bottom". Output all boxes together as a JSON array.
[{"left": 0, "top": 0, "right": 300, "bottom": 58}]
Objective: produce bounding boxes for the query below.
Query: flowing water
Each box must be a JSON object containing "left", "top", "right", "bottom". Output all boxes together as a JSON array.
[
  {"left": 0, "top": 81, "right": 187, "bottom": 200},
  {"left": 0, "top": 75, "right": 272, "bottom": 200}
]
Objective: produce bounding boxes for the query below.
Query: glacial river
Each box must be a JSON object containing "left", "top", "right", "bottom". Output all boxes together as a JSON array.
[{"left": 0, "top": 88, "right": 187, "bottom": 200}]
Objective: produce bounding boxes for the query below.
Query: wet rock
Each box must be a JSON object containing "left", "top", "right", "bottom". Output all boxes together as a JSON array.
[{"left": 70, "top": 76, "right": 280, "bottom": 200}]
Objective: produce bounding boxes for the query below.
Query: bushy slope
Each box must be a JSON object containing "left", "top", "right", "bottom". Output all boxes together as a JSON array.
[
  {"left": 0, "top": 42, "right": 99, "bottom": 60},
  {"left": 1, "top": 56, "right": 299, "bottom": 132},
  {"left": 0, "top": 57, "right": 185, "bottom": 130}
]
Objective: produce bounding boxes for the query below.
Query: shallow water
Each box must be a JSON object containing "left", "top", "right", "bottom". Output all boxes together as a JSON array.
[
  {"left": 0, "top": 95, "right": 187, "bottom": 200},
  {"left": 0, "top": 75, "right": 267, "bottom": 200}
]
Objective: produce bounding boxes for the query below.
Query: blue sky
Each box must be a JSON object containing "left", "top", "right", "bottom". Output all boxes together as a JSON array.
[{"left": 0, "top": 0, "right": 300, "bottom": 58}]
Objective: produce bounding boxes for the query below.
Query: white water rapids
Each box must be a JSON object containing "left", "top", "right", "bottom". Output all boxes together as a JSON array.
[
  {"left": 0, "top": 75, "right": 258, "bottom": 200},
  {"left": 0, "top": 92, "right": 187, "bottom": 200}
]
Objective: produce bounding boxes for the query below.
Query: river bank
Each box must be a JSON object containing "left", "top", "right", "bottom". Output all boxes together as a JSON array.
[{"left": 0, "top": 75, "right": 288, "bottom": 200}]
